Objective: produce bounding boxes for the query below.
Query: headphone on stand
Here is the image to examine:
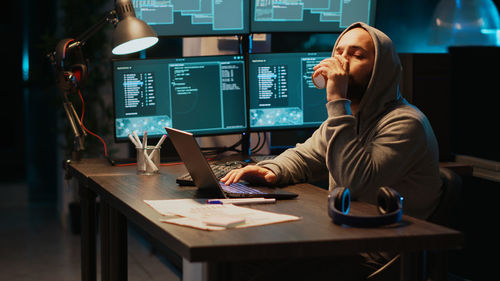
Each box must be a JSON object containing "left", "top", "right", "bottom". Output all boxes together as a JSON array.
[
  {"left": 328, "top": 186, "right": 403, "bottom": 227},
  {"left": 55, "top": 38, "right": 88, "bottom": 89}
]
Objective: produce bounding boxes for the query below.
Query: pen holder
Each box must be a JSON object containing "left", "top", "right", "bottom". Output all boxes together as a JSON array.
[{"left": 136, "top": 146, "right": 160, "bottom": 175}]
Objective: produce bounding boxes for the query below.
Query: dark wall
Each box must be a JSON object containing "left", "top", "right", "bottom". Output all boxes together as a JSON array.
[
  {"left": 4, "top": 0, "right": 60, "bottom": 204},
  {"left": 375, "top": 0, "right": 444, "bottom": 53},
  {"left": 399, "top": 53, "right": 452, "bottom": 161},
  {"left": 1, "top": 2, "right": 25, "bottom": 181},
  {"left": 449, "top": 46, "right": 500, "bottom": 162}
]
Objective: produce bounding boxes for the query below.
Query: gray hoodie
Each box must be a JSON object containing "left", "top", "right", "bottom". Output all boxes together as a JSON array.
[{"left": 258, "top": 22, "right": 441, "bottom": 219}]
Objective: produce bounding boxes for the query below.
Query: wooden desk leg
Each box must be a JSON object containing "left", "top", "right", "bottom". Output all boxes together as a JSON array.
[
  {"left": 109, "top": 206, "right": 128, "bottom": 281},
  {"left": 182, "top": 258, "right": 208, "bottom": 281},
  {"left": 100, "top": 200, "right": 110, "bottom": 281},
  {"left": 79, "top": 184, "right": 97, "bottom": 281}
]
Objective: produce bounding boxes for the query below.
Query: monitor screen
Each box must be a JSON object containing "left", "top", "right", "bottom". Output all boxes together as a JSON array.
[
  {"left": 112, "top": 55, "right": 247, "bottom": 141},
  {"left": 250, "top": 0, "right": 376, "bottom": 33},
  {"left": 248, "top": 51, "right": 330, "bottom": 131},
  {"left": 132, "top": 0, "right": 249, "bottom": 36}
]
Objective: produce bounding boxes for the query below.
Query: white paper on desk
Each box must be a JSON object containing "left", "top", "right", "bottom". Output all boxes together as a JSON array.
[
  {"left": 144, "top": 199, "right": 203, "bottom": 217},
  {"left": 144, "top": 199, "right": 300, "bottom": 231},
  {"left": 163, "top": 217, "right": 227, "bottom": 231}
]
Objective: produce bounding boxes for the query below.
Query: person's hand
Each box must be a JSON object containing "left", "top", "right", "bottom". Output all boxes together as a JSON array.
[
  {"left": 312, "top": 55, "right": 350, "bottom": 102},
  {"left": 220, "top": 165, "right": 277, "bottom": 186}
]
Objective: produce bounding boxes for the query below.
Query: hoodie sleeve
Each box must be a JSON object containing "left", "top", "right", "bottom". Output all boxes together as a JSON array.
[
  {"left": 255, "top": 100, "right": 353, "bottom": 185},
  {"left": 256, "top": 128, "right": 329, "bottom": 185},
  {"left": 256, "top": 114, "right": 334, "bottom": 185}
]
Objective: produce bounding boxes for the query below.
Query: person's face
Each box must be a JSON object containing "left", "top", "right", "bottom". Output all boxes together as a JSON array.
[{"left": 334, "top": 28, "right": 375, "bottom": 101}]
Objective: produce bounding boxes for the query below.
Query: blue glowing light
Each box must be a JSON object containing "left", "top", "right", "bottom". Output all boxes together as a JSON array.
[{"left": 22, "top": 40, "right": 29, "bottom": 81}]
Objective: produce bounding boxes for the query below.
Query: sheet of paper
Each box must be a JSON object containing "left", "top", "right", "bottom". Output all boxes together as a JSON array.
[
  {"left": 144, "top": 199, "right": 204, "bottom": 216},
  {"left": 161, "top": 217, "right": 227, "bottom": 231},
  {"left": 145, "top": 199, "right": 300, "bottom": 231}
]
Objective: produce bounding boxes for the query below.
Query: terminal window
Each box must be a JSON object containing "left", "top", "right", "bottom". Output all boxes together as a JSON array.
[
  {"left": 251, "top": 0, "right": 375, "bottom": 32},
  {"left": 122, "top": 72, "right": 156, "bottom": 116},
  {"left": 249, "top": 52, "right": 330, "bottom": 130},
  {"left": 132, "top": 0, "right": 248, "bottom": 36}
]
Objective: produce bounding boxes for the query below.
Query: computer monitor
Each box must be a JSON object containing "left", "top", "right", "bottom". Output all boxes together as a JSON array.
[
  {"left": 132, "top": 0, "right": 249, "bottom": 36},
  {"left": 248, "top": 51, "right": 331, "bottom": 131},
  {"left": 250, "top": 0, "right": 377, "bottom": 33},
  {"left": 112, "top": 55, "right": 247, "bottom": 141}
]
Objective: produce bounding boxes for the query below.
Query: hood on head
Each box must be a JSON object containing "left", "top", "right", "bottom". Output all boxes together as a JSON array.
[{"left": 332, "top": 22, "right": 402, "bottom": 133}]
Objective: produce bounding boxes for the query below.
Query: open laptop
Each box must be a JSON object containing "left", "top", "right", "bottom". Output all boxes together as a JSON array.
[{"left": 165, "top": 127, "right": 298, "bottom": 199}]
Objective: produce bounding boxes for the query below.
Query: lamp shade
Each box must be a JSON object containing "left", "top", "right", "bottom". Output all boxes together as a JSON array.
[
  {"left": 112, "top": 17, "right": 158, "bottom": 55},
  {"left": 111, "top": 0, "right": 158, "bottom": 55}
]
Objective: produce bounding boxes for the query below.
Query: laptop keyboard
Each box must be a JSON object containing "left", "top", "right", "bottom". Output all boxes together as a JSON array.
[
  {"left": 250, "top": 155, "right": 277, "bottom": 162},
  {"left": 176, "top": 161, "right": 245, "bottom": 186},
  {"left": 219, "top": 182, "right": 265, "bottom": 195}
]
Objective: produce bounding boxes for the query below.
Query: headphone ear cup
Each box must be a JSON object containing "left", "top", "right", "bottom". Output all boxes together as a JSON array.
[
  {"left": 71, "top": 64, "right": 88, "bottom": 85},
  {"left": 332, "top": 187, "right": 350, "bottom": 213},
  {"left": 377, "top": 187, "right": 402, "bottom": 215},
  {"left": 328, "top": 187, "right": 350, "bottom": 223}
]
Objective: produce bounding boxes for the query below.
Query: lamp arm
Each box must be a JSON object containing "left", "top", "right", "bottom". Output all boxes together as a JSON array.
[
  {"left": 74, "top": 10, "right": 117, "bottom": 47},
  {"left": 63, "top": 100, "right": 85, "bottom": 152}
]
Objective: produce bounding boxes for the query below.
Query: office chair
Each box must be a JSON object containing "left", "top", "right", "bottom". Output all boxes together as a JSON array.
[
  {"left": 426, "top": 167, "right": 463, "bottom": 281},
  {"left": 428, "top": 167, "right": 463, "bottom": 227}
]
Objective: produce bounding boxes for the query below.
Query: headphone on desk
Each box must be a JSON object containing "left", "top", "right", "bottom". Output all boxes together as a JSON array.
[{"left": 328, "top": 186, "right": 403, "bottom": 227}]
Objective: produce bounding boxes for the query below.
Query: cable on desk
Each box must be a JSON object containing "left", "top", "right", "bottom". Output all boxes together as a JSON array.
[
  {"left": 200, "top": 138, "right": 243, "bottom": 155},
  {"left": 77, "top": 89, "right": 109, "bottom": 157},
  {"left": 114, "top": 163, "right": 136, "bottom": 167},
  {"left": 76, "top": 89, "right": 118, "bottom": 166},
  {"left": 114, "top": 162, "right": 183, "bottom": 167},
  {"left": 251, "top": 132, "right": 267, "bottom": 154}
]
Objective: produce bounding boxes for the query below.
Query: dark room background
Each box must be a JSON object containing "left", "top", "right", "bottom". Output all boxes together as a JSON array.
[{"left": 2, "top": 1, "right": 500, "bottom": 279}]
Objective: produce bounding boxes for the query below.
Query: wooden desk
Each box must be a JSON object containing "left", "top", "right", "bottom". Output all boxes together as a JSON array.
[
  {"left": 68, "top": 159, "right": 136, "bottom": 281},
  {"left": 69, "top": 159, "right": 463, "bottom": 281}
]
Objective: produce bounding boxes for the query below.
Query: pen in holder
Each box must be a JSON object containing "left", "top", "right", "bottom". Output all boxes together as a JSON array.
[{"left": 136, "top": 146, "right": 160, "bottom": 175}]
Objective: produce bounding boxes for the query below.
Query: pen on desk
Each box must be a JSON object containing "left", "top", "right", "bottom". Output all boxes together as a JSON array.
[
  {"left": 145, "top": 151, "right": 158, "bottom": 171},
  {"left": 142, "top": 131, "right": 158, "bottom": 171},
  {"left": 128, "top": 134, "right": 140, "bottom": 147},
  {"left": 132, "top": 131, "right": 142, "bottom": 147},
  {"left": 207, "top": 198, "right": 276, "bottom": 205},
  {"left": 155, "top": 134, "right": 167, "bottom": 149},
  {"left": 145, "top": 134, "right": 166, "bottom": 167}
]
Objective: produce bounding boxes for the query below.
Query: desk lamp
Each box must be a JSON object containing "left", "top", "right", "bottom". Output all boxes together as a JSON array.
[{"left": 48, "top": 0, "right": 158, "bottom": 160}]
